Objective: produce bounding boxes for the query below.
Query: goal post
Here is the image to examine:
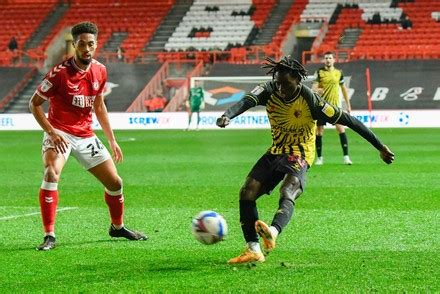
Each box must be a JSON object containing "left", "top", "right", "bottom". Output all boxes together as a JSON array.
[{"left": 190, "top": 76, "right": 271, "bottom": 88}]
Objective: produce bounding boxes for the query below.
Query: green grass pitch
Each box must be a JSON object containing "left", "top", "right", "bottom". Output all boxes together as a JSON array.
[{"left": 0, "top": 128, "right": 439, "bottom": 292}]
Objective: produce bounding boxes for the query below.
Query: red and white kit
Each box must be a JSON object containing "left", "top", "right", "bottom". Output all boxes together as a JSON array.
[
  {"left": 36, "top": 56, "right": 107, "bottom": 138},
  {"left": 37, "top": 57, "right": 110, "bottom": 169}
]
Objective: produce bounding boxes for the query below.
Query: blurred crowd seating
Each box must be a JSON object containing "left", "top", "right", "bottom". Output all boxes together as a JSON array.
[
  {"left": 165, "top": 0, "right": 275, "bottom": 51},
  {"left": 0, "top": 2, "right": 56, "bottom": 66},
  {"left": 165, "top": 2, "right": 254, "bottom": 51},
  {"left": 39, "top": 0, "right": 172, "bottom": 60},
  {"left": 1, "top": 0, "right": 439, "bottom": 67},
  {"left": 304, "top": 0, "right": 440, "bottom": 61},
  {"left": 0, "top": 2, "right": 56, "bottom": 51}
]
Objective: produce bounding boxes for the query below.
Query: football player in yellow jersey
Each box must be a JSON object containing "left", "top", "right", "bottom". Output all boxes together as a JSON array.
[
  {"left": 313, "top": 51, "right": 352, "bottom": 165},
  {"left": 216, "top": 56, "right": 394, "bottom": 264}
]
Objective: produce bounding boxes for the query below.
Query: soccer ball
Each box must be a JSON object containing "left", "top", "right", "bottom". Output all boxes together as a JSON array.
[{"left": 191, "top": 210, "right": 228, "bottom": 245}]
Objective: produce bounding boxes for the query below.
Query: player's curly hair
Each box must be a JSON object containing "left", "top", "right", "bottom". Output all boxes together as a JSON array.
[
  {"left": 262, "top": 55, "right": 308, "bottom": 82},
  {"left": 71, "top": 22, "right": 98, "bottom": 41}
]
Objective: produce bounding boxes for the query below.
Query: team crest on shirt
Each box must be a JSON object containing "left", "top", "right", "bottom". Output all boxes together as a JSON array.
[
  {"left": 40, "top": 79, "right": 53, "bottom": 93},
  {"left": 93, "top": 81, "right": 100, "bottom": 91}
]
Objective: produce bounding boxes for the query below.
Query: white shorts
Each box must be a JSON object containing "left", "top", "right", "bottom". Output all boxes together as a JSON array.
[{"left": 42, "top": 129, "right": 111, "bottom": 170}]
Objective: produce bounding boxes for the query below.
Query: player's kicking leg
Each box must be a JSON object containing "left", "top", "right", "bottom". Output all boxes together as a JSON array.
[
  {"left": 257, "top": 173, "right": 303, "bottom": 254},
  {"left": 255, "top": 220, "right": 277, "bottom": 253}
]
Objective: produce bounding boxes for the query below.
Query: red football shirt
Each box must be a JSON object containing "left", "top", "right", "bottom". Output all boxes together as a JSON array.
[{"left": 36, "top": 57, "right": 107, "bottom": 137}]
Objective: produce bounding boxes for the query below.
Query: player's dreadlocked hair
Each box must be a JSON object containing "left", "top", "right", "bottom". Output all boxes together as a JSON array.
[
  {"left": 71, "top": 22, "right": 98, "bottom": 41},
  {"left": 262, "top": 55, "right": 308, "bottom": 82}
]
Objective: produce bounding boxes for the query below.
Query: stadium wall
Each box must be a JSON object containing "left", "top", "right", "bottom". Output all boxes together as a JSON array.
[
  {"left": 1, "top": 110, "right": 440, "bottom": 131},
  {"left": 206, "top": 60, "right": 440, "bottom": 111},
  {"left": 104, "top": 63, "right": 162, "bottom": 112},
  {"left": 307, "top": 60, "right": 440, "bottom": 110}
]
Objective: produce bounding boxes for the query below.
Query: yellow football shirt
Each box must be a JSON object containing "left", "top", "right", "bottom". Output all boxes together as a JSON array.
[
  {"left": 315, "top": 67, "right": 345, "bottom": 107},
  {"left": 246, "top": 82, "right": 342, "bottom": 165}
]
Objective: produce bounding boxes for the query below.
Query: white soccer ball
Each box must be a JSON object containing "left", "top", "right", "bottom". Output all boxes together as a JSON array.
[{"left": 191, "top": 210, "right": 228, "bottom": 245}]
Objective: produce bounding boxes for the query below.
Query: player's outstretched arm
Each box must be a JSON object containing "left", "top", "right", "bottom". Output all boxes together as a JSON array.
[
  {"left": 305, "top": 85, "right": 394, "bottom": 164},
  {"left": 216, "top": 116, "right": 231, "bottom": 128},
  {"left": 380, "top": 145, "right": 395, "bottom": 164},
  {"left": 216, "top": 97, "right": 256, "bottom": 128},
  {"left": 337, "top": 112, "right": 395, "bottom": 164}
]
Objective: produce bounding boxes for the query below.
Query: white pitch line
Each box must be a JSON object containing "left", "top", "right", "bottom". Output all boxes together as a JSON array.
[
  {"left": 0, "top": 207, "right": 78, "bottom": 221},
  {"left": 118, "top": 137, "right": 136, "bottom": 142}
]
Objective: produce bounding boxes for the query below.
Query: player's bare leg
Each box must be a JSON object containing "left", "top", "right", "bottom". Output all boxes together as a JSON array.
[
  {"left": 37, "top": 149, "right": 66, "bottom": 251},
  {"left": 228, "top": 177, "right": 265, "bottom": 264},
  {"left": 88, "top": 159, "right": 148, "bottom": 241},
  {"left": 186, "top": 111, "right": 193, "bottom": 131},
  {"left": 195, "top": 111, "right": 201, "bottom": 130},
  {"left": 336, "top": 124, "right": 352, "bottom": 165}
]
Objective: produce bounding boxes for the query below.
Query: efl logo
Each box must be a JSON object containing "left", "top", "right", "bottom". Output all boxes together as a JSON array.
[{"left": 0, "top": 117, "right": 14, "bottom": 127}]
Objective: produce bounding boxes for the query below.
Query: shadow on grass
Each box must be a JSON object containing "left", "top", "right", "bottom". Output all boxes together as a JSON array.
[{"left": 0, "top": 238, "right": 127, "bottom": 252}]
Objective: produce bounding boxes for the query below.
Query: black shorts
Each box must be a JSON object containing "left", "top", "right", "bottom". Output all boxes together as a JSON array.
[
  {"left": 249, "top": 153, "right": 308, "bottom": 195},
  {"left": 317, "top": 118, "right": 327, "bottom": 126}
]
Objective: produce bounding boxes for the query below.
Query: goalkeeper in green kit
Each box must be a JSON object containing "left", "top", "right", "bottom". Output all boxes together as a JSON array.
[{"left": 186, "top": 85, "right": 204, "bottom": 130}]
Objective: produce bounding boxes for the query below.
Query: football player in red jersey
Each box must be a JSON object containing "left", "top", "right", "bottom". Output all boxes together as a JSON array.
[{"left": 29, "top": 22, "right": 147, "bottom": 250}]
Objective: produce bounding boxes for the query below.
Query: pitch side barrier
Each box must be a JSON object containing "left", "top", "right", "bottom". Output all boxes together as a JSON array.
[{"left": 1, "top": 110, "right": 440, "bottom": 131}]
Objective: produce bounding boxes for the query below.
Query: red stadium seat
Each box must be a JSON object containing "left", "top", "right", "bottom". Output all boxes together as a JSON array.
[
  {"left": 313, "top": 0, "right": 440, "bottom": 61},
  {"left": 36, "top": 1, "right": 173, "bottom": 58},
  {"left": 0, "top": 2, "right": 56, "bottom": 53}
]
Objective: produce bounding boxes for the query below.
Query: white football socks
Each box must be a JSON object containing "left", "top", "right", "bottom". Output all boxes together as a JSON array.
[
  {"left": 269, "top": 226, "right": 279, "bottom": 239},
  {"left": 113, "top": 224, "right": 124, "bottom": 230},
  {"left": 247, "top": 241, "right": 262, "bottom": 253}
]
